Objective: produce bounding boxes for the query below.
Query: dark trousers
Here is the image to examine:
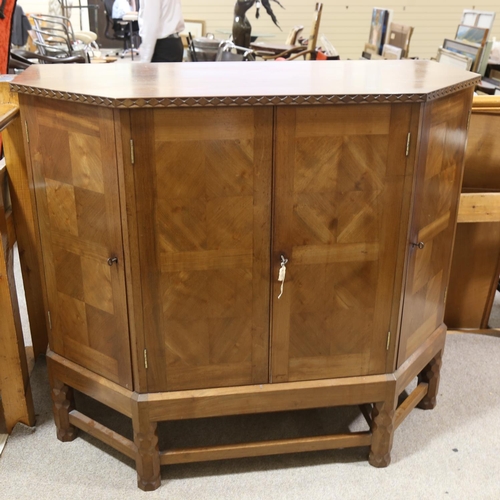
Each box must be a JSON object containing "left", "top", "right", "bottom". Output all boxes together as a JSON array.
[{"left": 151, "top": 36, "right": 184, "bottom": 62}]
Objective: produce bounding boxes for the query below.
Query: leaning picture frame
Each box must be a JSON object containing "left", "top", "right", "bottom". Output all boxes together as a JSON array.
[
  {"left": 455, "top": 24, "right": 489, "bottom": 47},
  {"left": 436, "top": 48, "right": 473, "bottom": 71},
  {"left": 461, "top": 9, "right": 496, "bottom": 30},
  {"left": 382, "top": 44, "right": 402, "bottom": 60},
  {"left": 387, "top": 22, "right": 414, "bottom": 58},
  {"left": 180, "top": 19, "right": 206, "bottom": 47},
  {"left": 442, "top": 38, "right": 482, "bottom": 71}
]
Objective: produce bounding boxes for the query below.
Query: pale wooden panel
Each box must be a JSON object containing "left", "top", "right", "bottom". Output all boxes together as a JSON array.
[{"left": 457, "top": 193, "right": 500, "bottom": 223}]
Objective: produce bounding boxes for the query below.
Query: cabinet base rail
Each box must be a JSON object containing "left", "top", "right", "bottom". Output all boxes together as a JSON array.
[{"left": 47, "top": 325, "right": 446, "bottom": 491}]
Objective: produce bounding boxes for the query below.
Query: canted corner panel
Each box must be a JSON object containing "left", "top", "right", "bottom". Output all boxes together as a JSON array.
[
  {"left": 27, "top": 102, "right": 132, "bottom": 388},
  {"left": 398, "top": 90, "right": 473, "bottom": 365},
  {"left": 136, "top": 107, "right": 273, "bottom": 392}
]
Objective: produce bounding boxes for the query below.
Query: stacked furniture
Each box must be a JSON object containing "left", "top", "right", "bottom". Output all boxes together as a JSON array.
[{"left": 9, "top": 61, "right": 478, "bottom": 490}]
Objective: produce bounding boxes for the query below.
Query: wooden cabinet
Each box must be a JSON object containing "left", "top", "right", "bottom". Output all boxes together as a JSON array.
[{"left": 11, "top": 61, "right": 478, "bottom": 491}]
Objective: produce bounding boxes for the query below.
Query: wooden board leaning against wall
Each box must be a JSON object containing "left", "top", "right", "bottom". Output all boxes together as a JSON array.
[{"left": 445, "top": 96, "right": 500, "bottom": 334}]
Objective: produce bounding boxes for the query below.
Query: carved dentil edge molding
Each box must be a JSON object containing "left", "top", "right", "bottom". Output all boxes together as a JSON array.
[{"left": 10, "top": 78, "right": 479, "bottom": 108}]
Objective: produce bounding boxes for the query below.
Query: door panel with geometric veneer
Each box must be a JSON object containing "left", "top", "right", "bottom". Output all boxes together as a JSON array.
[
  {"left": 132, "top": 107, "right": 273, "bottom": 392},
  {"left": 24, "top": 97, "right": 132, "bottom": 389},
  {"left": 398, "top": 90, "right": 473, "bottom": 364},
  {"left": 272, "top": 104, "right": 412, "bottom": 383}
]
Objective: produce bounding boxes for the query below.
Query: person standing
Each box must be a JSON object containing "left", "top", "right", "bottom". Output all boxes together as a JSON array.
[{"left": 139, "top": 0, "right": 185, "bottom": 62}]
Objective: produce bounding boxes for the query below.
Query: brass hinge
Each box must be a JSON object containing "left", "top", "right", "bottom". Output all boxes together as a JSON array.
[
  {"left": 25, "top": 121, "right": 30, "bottom": 144},
  {"left": 47, "top": 311, "right": 52, "bottom": 330},
  {"left": 143, "top": 349, "right": 148, "bottom": 369},
  {"left": 130, "top": 139, "right": 135, "bottom": 165},
  {"left": 386, "top": 331, "right": 391, "bottom": 351},
  {"left": 405, "top": 133, "right": 411, "bottom": 156},
  {"left": 467, "top": 112, "right": 471, "bottom": 131}
]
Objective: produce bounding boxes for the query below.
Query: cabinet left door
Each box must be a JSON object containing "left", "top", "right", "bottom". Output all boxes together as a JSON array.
[
  {"left": 132, "top": 107, "right": 273, "bottom": 392},
  {"left": 24, "top": 97, "right": 133, "bottom": 389}
]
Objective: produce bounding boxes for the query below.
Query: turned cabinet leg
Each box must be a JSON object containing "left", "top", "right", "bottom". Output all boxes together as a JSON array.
[
  {"left": 50, "top": 378, "right": 77, "bottom": 442},
  {"left": 132, "top": 402, "right": 161, "bottom": 491},
  {"left": 368, "top": 399, "right": 397, "bottom": 468},
  {"left": 418, "top": 349, "right": 443, "bottom": 410}
]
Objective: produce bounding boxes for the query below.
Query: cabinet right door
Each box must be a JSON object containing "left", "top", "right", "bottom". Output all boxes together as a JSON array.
[{"left": 272, "top": 104, "right": 412, "bottom": 383}]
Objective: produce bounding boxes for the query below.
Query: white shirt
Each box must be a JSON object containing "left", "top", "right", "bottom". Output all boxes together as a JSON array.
[
  {"left": 112, "top": 0, "right": 132, "bottom": 19},
  {"left": 139, "top": 0, "right": 185, "bottom": 63}
]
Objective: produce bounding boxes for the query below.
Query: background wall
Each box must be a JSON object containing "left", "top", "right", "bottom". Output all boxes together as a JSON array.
[{"left": 18, "top": 0, "right": 500, "bottom": 60}]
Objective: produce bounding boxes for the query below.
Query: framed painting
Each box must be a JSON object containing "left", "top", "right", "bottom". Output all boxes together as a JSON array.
[
  {"left": 382, "top": 44, "right": 402, "bottom": 60},
  {"left": 443, "top": 38, "right": 482, "bottom": 71},
  {"left": 461, "top": 10, "right": 495, "bottom": 30},
  {"left": 387, "top": 23, "right": 414, "bottom": 58},
  {"left": 436, "top": 48, "right": 472, "bottom": 71},
  {"left": 455, "top": 24, "right": 489, "bottom": 47}
]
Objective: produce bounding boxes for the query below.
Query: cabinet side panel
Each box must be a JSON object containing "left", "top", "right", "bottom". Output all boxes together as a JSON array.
[
  {"left": 272, "top": 104, "right": 411, "bottom": 383},
  {"left": 26, "top": 98, "right": 133, "bottom": 389},
  {"left": 135, "top": 108, "right": 273, "bottom": 392},
  {"left": 398, "top": 89, "right": 474, "bottom": 365}
]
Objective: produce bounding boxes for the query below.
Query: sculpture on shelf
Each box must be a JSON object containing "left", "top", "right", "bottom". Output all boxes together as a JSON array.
[{"left": 232, "top": 0, "right": 283, "bottom": 48}]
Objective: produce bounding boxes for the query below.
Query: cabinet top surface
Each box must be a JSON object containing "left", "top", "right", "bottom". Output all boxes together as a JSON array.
[{"left": 11, "top": 60, "right": 479, "bottom": 108}]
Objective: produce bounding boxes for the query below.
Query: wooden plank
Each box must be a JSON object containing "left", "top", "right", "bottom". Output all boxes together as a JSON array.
[
  {"left": 68, "top": 410, "right": 136, "bottom": 459},
  {"left": 1, "top": 84, "right": 48, "bottom": 359},
  {"left": 144, "top": 373, "right": 393, "bottom": 422},
  {"left": 448, "top": 328, "right": 500, "bottom": 337},
  {"left": 457, "top": 193, "right": 500, "bottom": 223},
  {"left": 0, "top": 167, "right": 35, "bottom": 433},
  {"left": 0, "top": 103, "right": 19, "bottom": 132},
  {"left": 394, "top": 382, "right": 428, "bottom": 429},
  {"left": 471, "top": 96, "right": 500, "bottom": 112},
  {"left": 160, "top": 432, "right": 372, "bottom": 465}
]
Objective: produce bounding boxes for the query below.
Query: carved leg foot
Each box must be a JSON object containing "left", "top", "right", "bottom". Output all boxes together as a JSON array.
[
  {"left": 417, "top": 349, "right": 443, "bottom": 410},
  {"left": 133, "top": 406, "right": 161, "bottom": 491},
  {"left": 368, "top": 400, "right": 396, "bottom": 468},
  {"left": 51, "top": 378, "right": 77, "bottom": 442}
]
